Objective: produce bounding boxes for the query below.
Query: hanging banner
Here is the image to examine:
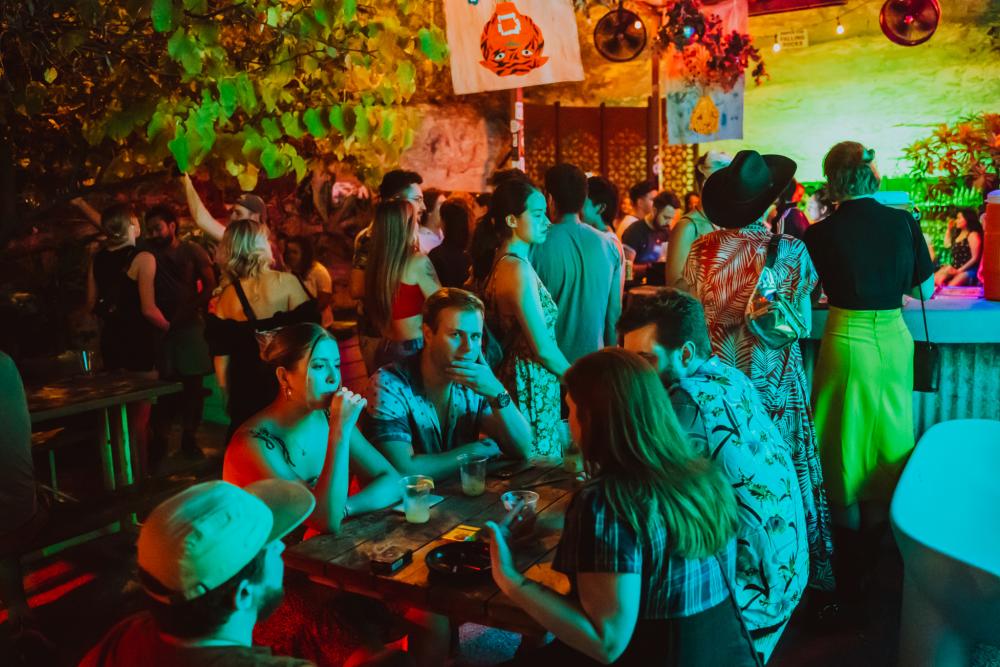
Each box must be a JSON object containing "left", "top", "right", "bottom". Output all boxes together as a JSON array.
[
  {"left": 665, "top": 0, "right": 748, "bottom": 145},
  {"left": 444, "top": 0, "right": 585, "bottom": 95}
]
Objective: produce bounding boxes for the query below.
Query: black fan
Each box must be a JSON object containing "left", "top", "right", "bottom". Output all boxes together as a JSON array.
[
  {"left": 879, "top": 0, "right": 941, "bottom": 46},
  {"left": 594, "top": 2, "right": 647, "bottom": 63}
]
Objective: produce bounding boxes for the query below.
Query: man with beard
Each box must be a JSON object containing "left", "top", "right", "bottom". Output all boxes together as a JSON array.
[
  {"left": 618, "top": 287, "right": 809, "bottom": 663},
  {"left": 80, "top": 480, "right": 315, "bottom": 667},
  {"left": 144, "top": 205, "right": 217, "bottom": 464},
  {"left": 364, "top": 288, "right": 532, "bottom": 479}
]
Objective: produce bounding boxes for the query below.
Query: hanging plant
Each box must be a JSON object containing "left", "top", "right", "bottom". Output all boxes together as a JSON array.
[{"left": 656, "top": 0, "right": 767, "bottom": 91}]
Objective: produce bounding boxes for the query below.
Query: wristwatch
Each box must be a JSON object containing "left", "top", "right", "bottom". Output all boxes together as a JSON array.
[{"left": 489, "top": 391, "right": 512, "bottom": 410}]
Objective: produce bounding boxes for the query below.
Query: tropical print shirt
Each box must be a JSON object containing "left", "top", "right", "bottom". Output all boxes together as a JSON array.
[{"left": 670, "top": 356, "right": 809, "bottom": 642}]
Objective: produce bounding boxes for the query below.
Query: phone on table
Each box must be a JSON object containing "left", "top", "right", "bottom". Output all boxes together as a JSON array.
[{"left": 488, "top": 459, "right": 532, "bottom": 480}]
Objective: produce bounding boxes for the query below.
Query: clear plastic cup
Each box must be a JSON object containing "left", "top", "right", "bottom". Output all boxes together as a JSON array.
[
  {"left": 458, "top": 454, "right": 488, "bottom": 497},
  {"left": 401, "top": 475, "right": 434, "bottom": 524},
  {"left": 559, "top": 419, "right": 583, "bottom": 474},
  {"left": 501, "top": 490, "right": 540, "bottom": 536}
]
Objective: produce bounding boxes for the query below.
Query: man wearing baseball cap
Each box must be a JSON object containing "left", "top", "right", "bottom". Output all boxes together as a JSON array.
[
  {"left": 181, "top": 172, "right": 269, "bottom": 243},
  {"left": 80, "top": 480, "right": 315, "bottom": 667}
]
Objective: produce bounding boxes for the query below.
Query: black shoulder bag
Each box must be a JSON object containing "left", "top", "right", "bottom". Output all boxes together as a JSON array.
[{"left": 911, "top": 218, "right": 939, "bottom": 393}]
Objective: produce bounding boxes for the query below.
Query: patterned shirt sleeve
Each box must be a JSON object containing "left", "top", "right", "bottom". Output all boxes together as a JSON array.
[
  {"left": 668, "top": 386, "right": 709, "bottom": 455},
  {"left": 554, "top": 486, "right": 642, "bottom": 575},
  {"left": 363, "top": 368, "right": 412, "bottom": 446}
]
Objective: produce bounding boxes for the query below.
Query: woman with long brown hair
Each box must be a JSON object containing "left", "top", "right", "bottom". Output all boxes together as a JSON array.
[
  {"left": 485, "top": 349, "right": 755, "bottom": 667},
  {"left": 364, "top": 200, "right": 441, "bottom": 369}
]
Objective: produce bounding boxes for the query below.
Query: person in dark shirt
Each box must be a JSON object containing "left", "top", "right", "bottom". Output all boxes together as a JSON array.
[
  {"left": 144, "top": 205, "right": 217, "bottom": 463},
  {"left": 428, "top": 198, "right": 473, "bottom": 288},
  {"left": 772, "top": 179, "right": 810, "bottom": 239},
  {"left": 81, "top": 480, "right": 316, "bottom": 667},
  {"left": 803, "top": 141, "right": 935, "bottom": 611},
  {"left": 621, "top": 190, "right": 679, "bottom": 276}
]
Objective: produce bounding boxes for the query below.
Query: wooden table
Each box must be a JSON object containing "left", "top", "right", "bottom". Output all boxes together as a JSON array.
[
  {"left": 285, "top": 460, "right": 579, "bottom": 635},
  {"left": 28, "top": 372, "right": 182, "bottom": 491}
]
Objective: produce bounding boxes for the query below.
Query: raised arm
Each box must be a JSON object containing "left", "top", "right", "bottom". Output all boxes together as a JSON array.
[
  {"left": 498, "top": 259, "right": 570, "bottom": 380},
  {"left": 71, "top": 197, "right": 103, "bottom": 228},
  {"left": 181, "top": 173, "right": 226, "bottom": 242}
]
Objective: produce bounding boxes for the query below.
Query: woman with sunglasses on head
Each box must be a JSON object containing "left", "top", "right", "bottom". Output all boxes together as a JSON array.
[{"left": 485, "top": 348, "right": 756, "bottom": 667}]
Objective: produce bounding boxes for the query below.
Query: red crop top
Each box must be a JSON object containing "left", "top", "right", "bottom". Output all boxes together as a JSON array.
[{"left": 391, "top": 282, "right": 425, "bottom": 320}]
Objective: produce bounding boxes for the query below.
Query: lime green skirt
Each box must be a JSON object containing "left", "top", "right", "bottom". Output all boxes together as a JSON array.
[{"left": 813, "top": 307, "right": 915, "bottom": 506}]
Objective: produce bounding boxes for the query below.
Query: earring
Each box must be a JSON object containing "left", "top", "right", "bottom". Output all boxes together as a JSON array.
[{"left": 284, "top": 386, "right": 292, "bottom": 399}]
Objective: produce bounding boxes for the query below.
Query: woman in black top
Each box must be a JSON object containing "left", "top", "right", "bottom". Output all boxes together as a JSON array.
[
  {"left": 803, "top": 142, "right": 934, "bottom": 606},
  {"left": 935, "top": 207, "right": 983, "bottom": 286},
  {"left": 205, "top": 219, "right": 318, "bottom": 438},
  {"left": 428, "top": 198, "right": 473, "bottom": 288}
]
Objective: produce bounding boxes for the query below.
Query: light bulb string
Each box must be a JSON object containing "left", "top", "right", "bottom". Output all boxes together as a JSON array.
[{"left": 767, "top": 0, "right": 883, "bottom": 46}]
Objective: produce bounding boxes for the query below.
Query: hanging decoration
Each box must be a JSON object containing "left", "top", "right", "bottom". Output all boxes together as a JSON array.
[
  {"left": 663, "top": 0, "right": 761, "bottom": 144},
  {"left": 444, "top": 0, "right": 585, "bottom": 95}
]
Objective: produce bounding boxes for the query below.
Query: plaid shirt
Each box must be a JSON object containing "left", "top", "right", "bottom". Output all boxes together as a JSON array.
[
  {"left": 554, "top": 482, "right": 735, "bottom": 619},
  {"left": 363, "top": 354, "right": 490, "bottom": 455}
]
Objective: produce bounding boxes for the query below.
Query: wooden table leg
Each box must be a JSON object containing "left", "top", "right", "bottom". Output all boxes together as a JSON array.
[{"left": 99, "top": 409, "right": 118, "bottom": 491}]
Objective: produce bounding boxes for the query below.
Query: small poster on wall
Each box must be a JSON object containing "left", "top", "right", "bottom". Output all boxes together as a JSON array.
[
  {"left": 444, "top": 0, "right": 585, "bottom": 95},
  {"left": 665, "top": 0, "right": 748, "bottom": 144},
  {"left": 666, "top": 79, "right": 745, "bottom": 144}
]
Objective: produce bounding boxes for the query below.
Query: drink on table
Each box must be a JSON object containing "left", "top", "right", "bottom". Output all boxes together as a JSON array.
[
  {"left": 401, "top": 475, "right": 434, "bottom": 524},
  {"left": 458, "top": 454, "right": 487, "bottom": 497},
  {"left": 559, "top": 419, "right": 583, "bottom": 474}
]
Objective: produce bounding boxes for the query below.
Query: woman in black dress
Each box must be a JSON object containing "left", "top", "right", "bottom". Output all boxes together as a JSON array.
[
  {"left": 87, "top": 203, "right": 171, "bottom": 473},
  {"left": 205, "top": 219, "right": 318, "bottom": 437}
]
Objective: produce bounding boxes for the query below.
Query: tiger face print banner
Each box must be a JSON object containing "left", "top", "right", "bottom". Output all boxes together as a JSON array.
[{"left": 444, "top": 0, "right": 585, "bottom": 95}]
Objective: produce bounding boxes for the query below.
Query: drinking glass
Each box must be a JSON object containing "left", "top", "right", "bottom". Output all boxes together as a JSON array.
[
  {"left": 559, "top": 419, "right": 583, "bottom": 474},
  {"left": 458, "top": 454, "right": 488, "bottom": 497},
  {"left": 501, "top": 490, "right": 540, "bottom": 536},
  {"left": 401, "top": 475, "right": 434, "bottom": 524}
]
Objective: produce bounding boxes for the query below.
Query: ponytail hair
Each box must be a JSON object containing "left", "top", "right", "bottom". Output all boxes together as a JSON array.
[
  {"left": 470, "top": 178, "right": 539, "bottom": 282},
  {"left": 257, "top": 322, "right": 334, "bottom": 370}
]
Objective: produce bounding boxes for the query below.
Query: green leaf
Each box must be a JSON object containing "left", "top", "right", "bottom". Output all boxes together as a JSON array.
[
  {"left": 266, "top": 7, "right": 280, "bottom": 27},
  {"left": 379, "top": 109, "right": 396, "bottom": 142},
  {"left": 146, "top": 110, "right": 170, "bottom": 140},
  {"left": 342, "top": 0, "right": 357, "bottom": 22},
  {"left": 418, "top": 28, "right": 448, "bottom": 63},
  {"left": 261, "top": 117, "right": 282, "bottom": 141},
  {"left": 44, "top": 67, "right": 58, "bottom": 84},
  {"left": 151, "top": 0, "right": 174, "bottom": 32},
  {"left": 166, "top": 29, "right": 202, "bottom": 76},
  {"left": 238, "top": 164, "right": 260, "bottom": 191},
  {"left": 260, "top": 142, "right": 287, "bottom": 178},
  {"left": 396, "top": 61, "right": 416, "bottom": 95},
  {"left": 328, "top": 105, "right": 346, "bottom": 134},
  {"left": 281, "top": 111, "right": 304, "bottom": 139},
  {"left": 234, "top": 73, "right": 258, "bottom": 114},
  {"left": 303, "top": 108, "right": 326, "bottom": 138},
  {"left": 168, "top": 125, "right": 190, "bottom": 172},
  {"left": 225, "top": 159, "right": 244, "bottom": 177},
  {"left": 218, "top": 79, "right": 237, "bottom": 118},
  {"left": 352, "top": 105, "right": 369, "bottom": 141}
]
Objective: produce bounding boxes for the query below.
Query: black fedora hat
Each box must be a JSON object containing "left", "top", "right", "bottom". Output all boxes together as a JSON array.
[{"left": 702, "top": 150, "right": 797, "bottom": 230}]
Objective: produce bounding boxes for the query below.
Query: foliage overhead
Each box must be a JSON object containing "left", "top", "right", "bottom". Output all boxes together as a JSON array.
[{"left": 1, "top": 0, "right": 449, "bottom": 215}]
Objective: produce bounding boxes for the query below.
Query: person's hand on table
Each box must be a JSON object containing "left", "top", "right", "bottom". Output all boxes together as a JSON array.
[
  {"left": 471, "top": 438, "right": 502, "bottom": 460},
  {"left": 485, "top": 503, "right": 531, "bottom": 592}
]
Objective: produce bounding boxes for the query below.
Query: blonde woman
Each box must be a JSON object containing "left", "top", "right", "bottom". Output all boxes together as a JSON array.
[
  {"left": 486, "top": 349, "right": 754, "bottom": 666},
  {"left": 205, "top": 219, "right": 319, "bottom": 436},
  {"left": 364, "top": 200, "right": 441, "bottom": 369}
]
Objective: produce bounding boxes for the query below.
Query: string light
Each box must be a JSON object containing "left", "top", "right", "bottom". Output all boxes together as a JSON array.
[
  {"left": 836, "top": 17, "right": 845, "bottom": 35},
  {"left": 772, "top": 35, "right": 781, "bottom": 52}
]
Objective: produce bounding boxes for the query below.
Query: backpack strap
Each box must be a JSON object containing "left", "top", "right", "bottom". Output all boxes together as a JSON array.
[
  {"left": 232, "top": 279, "right": 258, "bottom": 322},
  {"left": 765, "top": 234, "right": 782, "bottom": 270}
]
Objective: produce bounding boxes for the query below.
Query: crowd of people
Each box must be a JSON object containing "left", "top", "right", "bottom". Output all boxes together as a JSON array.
[{"left": 4, "top": 136, "right": 992, "bottom": 666}]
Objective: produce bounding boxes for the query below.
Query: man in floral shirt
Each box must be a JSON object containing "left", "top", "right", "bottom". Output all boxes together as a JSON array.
[{"left": 620, "top": 287, "right": 808, "bottom": 662}]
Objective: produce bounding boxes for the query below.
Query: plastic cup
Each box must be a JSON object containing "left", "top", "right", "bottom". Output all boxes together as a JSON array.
[
  {"left": 501, "top": 490, "right": 540, "bottom": 536},
  {"left": 458, "top": 454, "right": 487, "bottom": 497},
  {"left": 559, "top": 419, "right": 584, "bottom": 474},
  {"left": 401, "top": 475, "right": 434, "bottom": 524}
]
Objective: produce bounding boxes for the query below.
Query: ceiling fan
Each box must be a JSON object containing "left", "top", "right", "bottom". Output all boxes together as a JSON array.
[
  {"left": 594, "top": 1, "right": 648, "bottom": 62},
  {"left": 879, "top": 0, "right": 942, "bottom": 46}
]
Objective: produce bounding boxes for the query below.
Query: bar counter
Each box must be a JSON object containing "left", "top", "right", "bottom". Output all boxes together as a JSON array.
[{"left": 802, "top": 293, "right": 1000, "bottom": 438}]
